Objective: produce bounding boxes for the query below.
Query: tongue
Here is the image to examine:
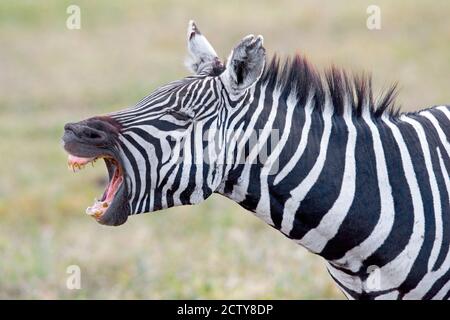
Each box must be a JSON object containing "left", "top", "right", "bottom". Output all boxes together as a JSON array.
[
  {"left": 105, "top": 174, "right": 123, "bottom": 202},
  {"left": 68, "top": 155, "right": 95, "bottom": 166},
  {"left": 86, "top": 166, "right": 123, "bottom": 219}
]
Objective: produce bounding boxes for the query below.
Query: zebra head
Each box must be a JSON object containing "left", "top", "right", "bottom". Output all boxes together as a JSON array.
[{"left": 62, "top": 21, "right": 266, "bottom": 226}]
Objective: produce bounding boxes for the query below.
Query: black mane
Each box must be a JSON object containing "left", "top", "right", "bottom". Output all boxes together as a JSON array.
[{"left": 260, "top": 54, "right": 399, "bottom": 118}]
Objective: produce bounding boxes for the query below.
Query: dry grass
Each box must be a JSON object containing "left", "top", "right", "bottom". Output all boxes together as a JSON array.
[{"left": 1, "top": 0, "right": 449, "bottom": 299}]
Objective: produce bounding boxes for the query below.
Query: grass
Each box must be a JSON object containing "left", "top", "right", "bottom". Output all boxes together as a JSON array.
[{"left": 1, "top": 0, "right": 449, "bottom": 299}]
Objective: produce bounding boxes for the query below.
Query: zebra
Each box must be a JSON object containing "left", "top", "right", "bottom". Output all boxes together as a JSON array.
[{"left": 62, "top": 21, "right": 450, "bottom": 300}]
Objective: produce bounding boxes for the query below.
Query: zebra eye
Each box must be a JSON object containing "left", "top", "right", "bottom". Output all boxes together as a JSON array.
[{"left": 166, "top": 110, "right": 193, "bottom": 122}]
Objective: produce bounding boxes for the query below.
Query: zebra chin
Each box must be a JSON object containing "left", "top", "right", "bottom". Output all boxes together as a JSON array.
[{"left": 62, "top": 119, "right": 131, "bottom": 226}]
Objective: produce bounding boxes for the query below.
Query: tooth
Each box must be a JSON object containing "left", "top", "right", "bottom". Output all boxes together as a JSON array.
[{"left": 94, "top": 210, "right": 102, "bottom": 218}]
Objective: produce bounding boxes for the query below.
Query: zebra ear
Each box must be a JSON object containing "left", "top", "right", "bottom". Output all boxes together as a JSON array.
[
  {"left": 221, "top": 34, "right": 266, "bottom": 96},
  {"left": 185, "top": 20, "right": 224, "bottom": 75}
]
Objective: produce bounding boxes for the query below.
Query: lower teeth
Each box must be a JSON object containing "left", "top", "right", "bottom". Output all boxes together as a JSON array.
[{"left": 86, "top": 199, "right": 109, "bottom": 217}]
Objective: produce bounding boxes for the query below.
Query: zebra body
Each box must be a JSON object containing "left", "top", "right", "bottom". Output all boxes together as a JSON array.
[{"left": 63, "top": 21, "right": 450, "bottom": 299}]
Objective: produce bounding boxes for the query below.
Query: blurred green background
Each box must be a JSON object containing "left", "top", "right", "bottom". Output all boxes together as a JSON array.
[{"left": 0, "top": 0, "right": 449, "bottom": 299}]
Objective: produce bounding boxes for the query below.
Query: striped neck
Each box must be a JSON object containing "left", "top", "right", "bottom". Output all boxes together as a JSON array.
[
  {"left": 218, "top": 80, "right": 372, "bottom": 259},
  {"left": 216, "top": 76, "right": 407, "bottom": 270}
]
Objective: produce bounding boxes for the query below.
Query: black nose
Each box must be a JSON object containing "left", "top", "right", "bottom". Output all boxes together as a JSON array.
[
  {"left": 63, "top": 117, "right": 121, "bottom": 156},
  {"left": 64, "top": 122, "right": 109, "bottom": 145},
  {"left": 67, "top": 115, "right": 123, "bottom": 144}
]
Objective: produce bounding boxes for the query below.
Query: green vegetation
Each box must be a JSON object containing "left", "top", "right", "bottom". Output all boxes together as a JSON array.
[{"left": 1, "top": 0, "right": 449, "bottom": 299}]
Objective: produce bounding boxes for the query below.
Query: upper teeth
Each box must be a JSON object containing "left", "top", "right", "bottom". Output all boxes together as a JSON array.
[{"left": 68, "top": 158, "right": 98, "bottom": 172}]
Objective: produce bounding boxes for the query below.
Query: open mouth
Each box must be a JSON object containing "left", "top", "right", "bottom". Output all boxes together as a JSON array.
[{"left": 67, "top": 154, "right": 126, "bottom": 223}]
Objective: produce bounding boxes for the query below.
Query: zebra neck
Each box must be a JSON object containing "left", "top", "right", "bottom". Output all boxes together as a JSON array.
[{"left": 218, "top": 85, "right": 396, "bottom": 268}]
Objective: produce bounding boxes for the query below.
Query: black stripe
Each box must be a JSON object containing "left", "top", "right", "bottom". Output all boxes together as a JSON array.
[
  {"left": 394, "top": 118, "right": 433, "bottom": 298},
  {"left": 288, "top": 111, "right": 343, "bottom": 239},
  {"left": 119, "top": 141, "right": 142, "bottom": 213},
  {"left": 363, "top": 119, "right": 413, "bottom": 269},
  {"left": 321, "top": 116, "right": 380, "bottom": 260}
]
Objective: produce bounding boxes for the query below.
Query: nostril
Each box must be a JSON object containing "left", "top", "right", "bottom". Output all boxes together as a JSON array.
[
  {"left": 84, "top": 129, "right": 102, "bottom": 140},
  {"left": 79, "top": 127, "right": 106, "bottom": 142},
  {"left": 64, "top": 123, "right": 75, "bottom": 131}
]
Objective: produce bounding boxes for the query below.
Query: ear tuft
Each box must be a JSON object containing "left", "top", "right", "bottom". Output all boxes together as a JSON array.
[
  {"left": 188, "top": 20, "right": 201, "bottom": 40},
  {"left": 185, "top": 20, "right": 224, "bottom": 75}
]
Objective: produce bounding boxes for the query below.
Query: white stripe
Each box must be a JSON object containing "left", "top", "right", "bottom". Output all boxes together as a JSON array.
[
  {"left": 172, "top": 127, "right": 194, "bottom": 205},
  {"left": 403, "top": 147, "right": 450, "bottom": 299},
  {"left": 280, "top": 100, "right": 333, "bottom": 235},
  {"left": 229, "top": 84, "right": 267, "bottom": 203},
  {"left": 205, "top": 118, "right": 219, "bottom": 188},
  {"left": 334, "top": 112, "right": 395, "bottom": 271},
  {"left": 118, "top": 93, "right": 177, "bottom": 125},
  {"left": 366, "top": 115, "right": 425, "bottom": 292},
  {"left": 224, "top": 87, "right": 256, "bottom": 173},
  {"left": 191, "top": 120, "right": 205, "bottom": 204},
  {"left": 120, "top": 135, "right": 149, "bottom": 213},
  {"left": 421, "top": 111, "right": 450, "bottom": 271},
  {"left": 160, "top": 164, "right": 181, "bottom": 209},
  {"left": 217, "top": 87, "right": 255, "bottom": 188},
  {"left": 432, "top": 277, "right": 450, "bottom": 299},
  {"left": 375, "top": 291, "right": 399, "bottom": 300},
  {"left": 257, "top": 90, "right": 297, "bottom": 224},
  {"left": 436, "top": 105, "right": 450, "bottom": 122},
  {"left": 128, "top": 124, "right": 185, "bottom": 182},
  {"left": 240, "top": 88, "right": 281, "bottom": 225},
  {"left": 125, "top": 132, "right": 158, "bottom": 211},
  {"left": 327, "top": 263, "right": 362, "bottom": 294},
  {"left": 401, "top": 115, "right": 442, "bottom": 271},
  {"left": 299, "top": 106, "right": 357, "bottom": 253},
  {"left": 180, "top": 80, "right": 201, "bottom": 107},
  {"left": 119, "top": 150, "right": 138, "bottom": 214},
  {"left": 274, "top": 96, "right": 313, "bottom": 185},
  {"left": 422, "top": 110, "right": 450, "bottom": 158}
]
